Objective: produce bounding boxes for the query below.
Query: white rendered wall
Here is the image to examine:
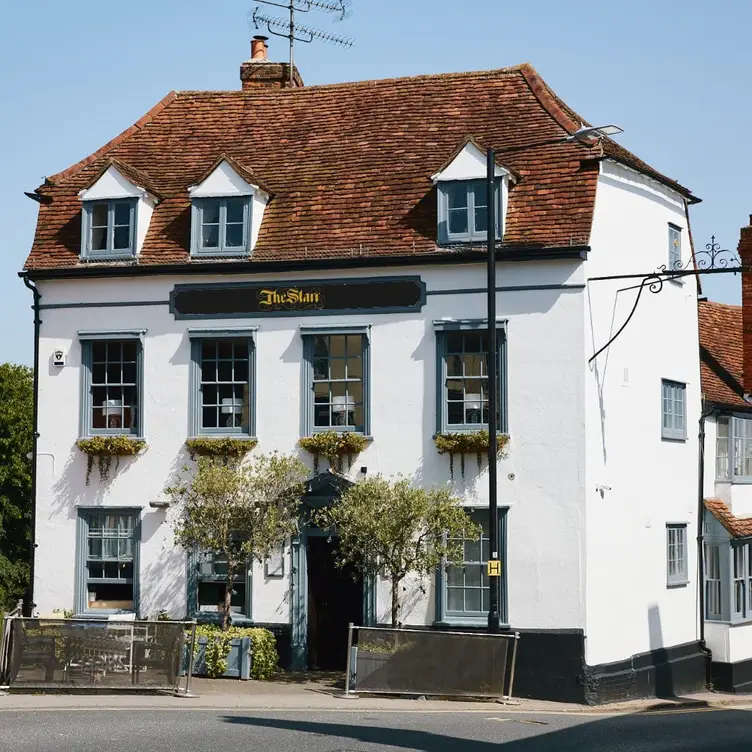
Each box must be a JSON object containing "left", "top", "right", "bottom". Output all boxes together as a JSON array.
[
  {"left": 704, "top": 621, "right": 730, "bottom": 663},
  {"left": 33, "top": 259, "right": 587, "bottom": 632},
  {"left": 584, "top": 161, "right": 700, "bottom": 665}
]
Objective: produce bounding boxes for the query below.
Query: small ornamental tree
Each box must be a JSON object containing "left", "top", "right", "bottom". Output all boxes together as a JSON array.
[
  {"left": 315, "top": 475, "right": 480, "bottom": 626},
  {"left": 168, "top": 452, "right": 308, "bottom": 631}
]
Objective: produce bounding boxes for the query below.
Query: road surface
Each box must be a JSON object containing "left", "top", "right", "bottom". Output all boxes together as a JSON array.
[{"left": 1, "top": 706, "right": 751, "bottom": 751}]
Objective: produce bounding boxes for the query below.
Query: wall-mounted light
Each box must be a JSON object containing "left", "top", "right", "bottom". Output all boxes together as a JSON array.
[{"left": 149, "top": 500, "right": 170, "bottom": 510}]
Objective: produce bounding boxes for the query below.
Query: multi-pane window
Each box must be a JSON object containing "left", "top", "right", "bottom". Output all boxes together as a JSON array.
[
  {"left": 193, "top": 197, "right": 249, "bottom": 255},
  {"left": 310, "top": 334, "right": 365, "bottom": 431},
  {"left": 80, "top": 511, "right": 138, "bottom": 613},
  {"left": 439, "top": 180, "right": 500, "bottom": 243},
  {"left": 438, "top": 329, "right": 506, "bottom": 433},
  {"left": 195, "top": 550, "right": 249, "bottom": 617},
  {"left": 668, "top": 223, "right": 682, "bottom": 273},
  {"left": 197, "top": 339, "right": 251, "bottom": 434},
  {"left": 705, "top": 544, "right": 722, "bottom": 619},
  {"left": 83, "top": 340, "right": 141, "bottom": 436},
  {"left": 661, "top": 380, "right": 686, "bottom": 440},
  {"left": 716, "top": 416, "right": 752, "bottom": 481},
  {"left": 666, "top": 524, "right": 688, "bottom": 586},
  {"left": 440, "top": 509, "right": 506, "bottom": 625},
  {"left": 83, "top": 199, "right": 136, "bottom": 258}
]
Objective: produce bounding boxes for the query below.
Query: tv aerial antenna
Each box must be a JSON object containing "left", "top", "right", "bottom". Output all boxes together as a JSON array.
[{"left": 251, "top": 1, "right": 354, "bottom": 86}]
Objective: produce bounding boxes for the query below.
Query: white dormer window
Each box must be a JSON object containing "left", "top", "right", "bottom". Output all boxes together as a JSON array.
[
  {"left": 188, "top": 157, "right": 269, "bottom": 258},
  {"left": 431, "top": 138, "right": 513, "bottom": 245},
  {"left": 79, "top": 161, "right": 159, "bottom": 260}
]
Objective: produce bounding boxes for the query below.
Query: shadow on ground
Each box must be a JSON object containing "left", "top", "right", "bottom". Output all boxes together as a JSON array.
[
  {"left": 222, "top": 706, "right": 752, "bottom": 751},
  {"left": 271, "top": 671, "right": 345, "bottom": 690}
]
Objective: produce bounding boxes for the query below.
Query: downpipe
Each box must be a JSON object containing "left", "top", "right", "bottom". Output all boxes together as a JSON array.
[
  {"left": 21, "top": 275, "right": 40, "bottom": 617},
  {"left": 698, "top": 408, "right": 713, "bottom": 687}
]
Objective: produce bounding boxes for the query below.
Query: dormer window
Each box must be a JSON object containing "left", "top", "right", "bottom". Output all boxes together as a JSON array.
[
  {"left": 194, "top": 197, "right": 250, "bottom": 255},
  {"left": 78, "top": 159, "right": 161, "bottom": 261},
  {"left": 85, "top": 199, "right": 136, "bottom": 257},
  {"left": 431, "top": 137, "right": 515, "bottom": 246},
  {"left": 440, "top": 180, "right": 501, "bottom": 243},
  {"left": 188, "top": 156, "right": 270, "bottom": 259}
]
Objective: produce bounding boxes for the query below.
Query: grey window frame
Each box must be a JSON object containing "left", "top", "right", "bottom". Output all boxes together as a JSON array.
[
  {"left": 81, "top": 198, "right": 138, "bottom": 259},
  {"left": 191, "top": 197, "right": 252, "bottom": 257},
  {"left": 75, "top": 507, "right": 141, "bottom": 616},
  {"left": 705, "top": 543, "right": 723, "bottom": 620},
  {"left": 668, "top": 223, "right": 683, "bottom": 281},
  {"left": 301, "top": 326, "right": 371, "bottom": 436},
  {"left": 79, "top": 332, "right": 145, "bottom": 439},
  {"left": 435, "top": 507, "right": 508, "bottom": 627},
  {"left": 661, "top": 379, "right": 687, "bottom": 441},
  {"left": 717, "top": 416, "right": 730, "bottom": 480},
  {"left": 188, "top": 330, "right": 256, "bottom": 438},
  {"left": 186, "top": 548, "right": 253, "bottom": 623},
  {"left": 666, "top": 523, "right": 689, "bottom": 587},
  {"left": 438, "top": 179, "right": 502, "bottom": 244},
  {"left": 435, "top": 321, "right": 507, "bottom": 434}
]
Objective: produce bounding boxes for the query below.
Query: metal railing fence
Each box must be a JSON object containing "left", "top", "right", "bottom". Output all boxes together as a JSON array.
[
  {"left": 345, "top": 625, "right": 520, "bottom": 700},
  {"left": 2, "top": 616, "right": 197, "bottom": 694},
  {"left": 0, "top": 601, "right": 24, "bottom": 688}
]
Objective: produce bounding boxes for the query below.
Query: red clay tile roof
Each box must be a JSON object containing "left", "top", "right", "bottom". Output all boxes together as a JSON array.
[
  {"left": 705, "top": 498, "right": 752, "bottom": 538},
  {"left": 698, "top": 300, "right": 748, "bottom": 409},
  {"left": 24, "top": 63, "right": 695, "bottom": 271}
]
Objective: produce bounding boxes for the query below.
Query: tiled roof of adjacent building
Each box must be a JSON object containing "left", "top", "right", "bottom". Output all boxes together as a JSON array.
[
  {"left": 698, "top": 299, "right": 748, "bottom": 409},
  {"left": 705, "top": 498, "right": 752, "bottom": 539},
  {"left": 23, "top": 63, "right": 696, "bottom": 272}
]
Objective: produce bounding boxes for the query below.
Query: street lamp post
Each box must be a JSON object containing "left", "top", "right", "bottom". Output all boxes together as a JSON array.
[{"left": 486, "top": 147, "right": 500, "bottom": 633}]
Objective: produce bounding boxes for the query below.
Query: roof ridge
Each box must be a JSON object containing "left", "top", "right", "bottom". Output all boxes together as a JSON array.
[
  {"left": 174, "top": 65, "right": 528, "bottom": 98},
  {"left": 44, "top": 91, "right": 179, "bottom": 187},
  {"left": 516, "top": 63, "right": 580, "bottom": 136},
  {"left": 699, "top": 299, "right": 741, "bottom": 310}
]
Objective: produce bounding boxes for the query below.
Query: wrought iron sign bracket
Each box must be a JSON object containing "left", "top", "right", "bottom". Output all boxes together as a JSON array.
[{"left": 588, "top": 237, "right": 743, "bottom": 364}]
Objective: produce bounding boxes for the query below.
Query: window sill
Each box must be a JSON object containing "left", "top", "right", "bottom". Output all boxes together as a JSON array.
[
  {"left": 193, "top": 611, "right": 253, "bottom": 626},
  {"left": 191, "top": 250, "right": 250, "bottom": 259},
  {"left": 73, "top": 610, "right": 137, "bottom": 619},
  {"left": 81, "top": 252, "right": 137, "bottom": 262},
  {"left": 78, "top": 434, "right": 146, "bottom": 442},
  {"left": 434, "top": 617, "right": 508, "bottom": 629},
  {"left": 666, "top": 580, "right": 689, "bottom": 589},
  {"left": 661, "top": 435, "right": 687, "bottom": 443}
]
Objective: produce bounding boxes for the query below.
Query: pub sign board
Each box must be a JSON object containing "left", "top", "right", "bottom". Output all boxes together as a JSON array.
[{"left": 170, "top": 276, "right": 426, "bottom": 319}]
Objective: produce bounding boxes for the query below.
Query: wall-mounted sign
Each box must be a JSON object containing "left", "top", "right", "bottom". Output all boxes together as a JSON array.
[{"left": 170, "top": 276, "right": 425, "bottom": 319}]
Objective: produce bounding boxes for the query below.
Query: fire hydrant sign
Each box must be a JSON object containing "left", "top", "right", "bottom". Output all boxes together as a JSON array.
[{"left": 487, "top": 560, "right": 501, "bottom": 577}]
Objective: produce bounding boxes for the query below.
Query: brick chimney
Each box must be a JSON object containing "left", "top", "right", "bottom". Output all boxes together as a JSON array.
[
  {"left": 240, "top": 36, "right": 304, "bottom": 90},
  {"left": 740, "top": 216, "right": 752, "bottom": 393}
]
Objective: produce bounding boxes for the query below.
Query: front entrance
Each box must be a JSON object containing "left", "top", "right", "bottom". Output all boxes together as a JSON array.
[{"left": 306, "top": 534, "right": 363, "bottom": 670}]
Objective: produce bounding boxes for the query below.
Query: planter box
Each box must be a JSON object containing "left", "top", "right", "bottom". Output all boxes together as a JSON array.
[{"left": 184, "top": 636, "right": 252, "bottom": 680}]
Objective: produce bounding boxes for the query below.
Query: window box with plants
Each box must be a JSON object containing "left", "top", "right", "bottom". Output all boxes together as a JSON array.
[
  {"left": 77, "top": 436, "right": 147, "bottom": 485},
  {"left": 298, "top": 431, "right": 370, "bottom": 473},
  {"left": 434, "top": 430, "right": 510, "bottom": 480},
  {"left": 185, "top": 437, "right": 257, "bottom": 461}
]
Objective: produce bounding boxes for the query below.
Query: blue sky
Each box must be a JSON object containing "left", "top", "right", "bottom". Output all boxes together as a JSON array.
[{"left": 2, "top": 0, "right": 750, "bottom": 365}]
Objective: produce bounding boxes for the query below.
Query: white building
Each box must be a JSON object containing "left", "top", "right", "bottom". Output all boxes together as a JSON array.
[{"left": 21, "top": 41, "right": 705, "bottom": 703}]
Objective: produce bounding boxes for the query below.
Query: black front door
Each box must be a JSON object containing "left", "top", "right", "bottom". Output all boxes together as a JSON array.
[{"left": 306, "top": 535, "right": 363, "bottom": 670}]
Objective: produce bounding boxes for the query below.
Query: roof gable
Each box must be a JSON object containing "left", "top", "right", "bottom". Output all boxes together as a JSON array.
[
  {"left": 79, "top": 160, "right": 160, "bottom": 202},
  {"left": 430, "top": 137, "right": 514, "bottom": 183},
  {"left": 188, "top": 156, "right": 270, "bottom": 198}
]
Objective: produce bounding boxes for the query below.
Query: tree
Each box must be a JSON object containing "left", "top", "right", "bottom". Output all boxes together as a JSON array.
[
  {"left": 315, "top": 475, "right": 480, "bottom": 626},
  {"left": 168, "top": 452, "right": 308, "bottom": 630},
  {"left": 0, "top": 364, "right": 33, "bottom": 612}
]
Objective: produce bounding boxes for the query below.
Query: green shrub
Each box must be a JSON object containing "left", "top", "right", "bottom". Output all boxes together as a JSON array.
[
  {"left": 189, "top": 624, "right": 278, "bottom": 680},
  {"left": 185, "top": 438, "right": 257, "bottom": 461}
]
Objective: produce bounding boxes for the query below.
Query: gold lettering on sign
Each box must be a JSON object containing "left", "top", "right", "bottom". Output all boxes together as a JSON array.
[{"left": 257, "top": 287, "right": 324, "bottom": 311}]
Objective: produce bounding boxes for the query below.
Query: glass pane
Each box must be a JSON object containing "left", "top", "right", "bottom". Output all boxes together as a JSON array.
[
  {"left": 463, "top": 332, "right": 481, "bottom": 352},
  {"left": 202, "top": 407, "right": 218, "bottom": 428},
  {"left": 113, "top": 226, "right": 131, "bottom": 250},
  {"left": 465, "top": 540, "right": 481, "bottom": 562},
  {"left": 202, "top": 201, "right": 220, "bottom": 224},
  {"left": 87, "top": 563, "right": 103, "bottom": 579},
  {"left": 330, "top": 359, "right": 346, "bottom": 380},
  {"left": 88, "top": 539, "right": 102, "bottom": 558},
  {"left": 313, "top": 337, "right": 329, "bottom": 358},
  {"left": 225, "top": 223, "right": 243, "bottom": 248},
  {"left": 446, "top": 183, "right": 468, "bottom": 210},
  {"left": 91, "top": 203, "right": 108, "bottom": 227},
  {"left": 446, "top": 380, "right": 463, "bottom": 401},
  {"left": 104, "top": 562, "right": 118, "bottom": 579},
  {"left": 447, "top": 566, "right": 463, "bottom": 587},
  {"left": 348, "top": 381, "right": 363, "bottom": 406},
  {"left": 313, "top": 358, "right": 329, "bottom": 380},
  {"left": 314, "top": 404, "right": 330, "bottom": 427},
  {"left": 217, "top": 361, "right": 232, "bottom": 382},
  {"left": 447, "top": 402, "right": 464, "bottom": 425},
  {"left": 91, "top": 227, "right": 107, "bottom": 251},
  {"left": 465, "top": 589, "right": 482, "bottom": 612},
  {"left": 314, "top": 383, "right": 329, "bottom": 403},
  {"left": 202, "top": 224, "right": 219, "bottom": 248},
  {"left": 329, "top": 336, "right": 347, "bottom": 358},
  {"left": 225, "top": 199, "right": 245, "bottom": 224},
  {"left": 474, "top": 205, "right": 488, "bottom": 234},
  {"left": 202, "top": 385, "right": 218, "bottom": 406},
  {"left": 464, "top": 354, "right": 483, "bottom": 377},
  {"left": 447, "top": 354, "right": 463, "bottom": 377},
  {"left": 448, "top": 209, "right": 468, "bottom": 235},
  {"left": 465, "top": 564, "right": 482, "bottom": 587},
  {"left": 347, "top": 355, "right": 362, "bottom": 380},
  {"left": 447, "top": 588, "right": 464, "bottom": 612},
  {"left": 114, "top": 202, "right": 131, "bottom": 225}
]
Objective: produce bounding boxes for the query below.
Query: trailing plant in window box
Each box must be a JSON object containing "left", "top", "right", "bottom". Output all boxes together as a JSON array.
[
  {"left": 298, "top": 431, "right": 369, "bottom": 473},
  {"left": 185, "top": 437, "right": 258, "bottom": 462},
  {"left": 434, "top": 431, "right": 510, "bottom": 480},
  {"left": 76, "top": 436, "right": 146, "bottom": 485},
  {"left": 188, "top": 624, "right": 278, "bottom": 679}
]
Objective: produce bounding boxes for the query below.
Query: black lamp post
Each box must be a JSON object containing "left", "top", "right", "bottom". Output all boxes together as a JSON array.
[{"left": 486, "top": 148, "right": 500, "bottom": 633}]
